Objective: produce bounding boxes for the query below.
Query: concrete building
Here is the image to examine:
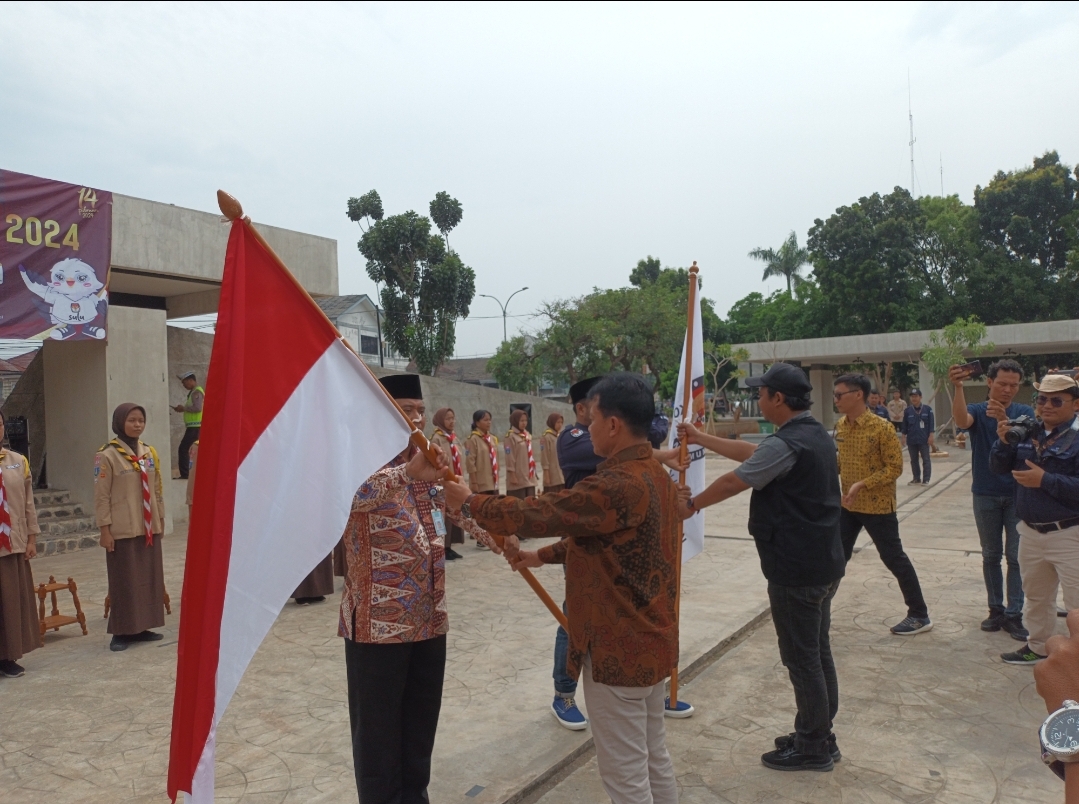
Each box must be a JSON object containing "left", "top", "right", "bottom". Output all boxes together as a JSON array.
[
  {"left": 315, "top": 294, "right": 409, "bottom": 371},
  {"left": 17, "top": 193, "right": 338, "bottom": 541},
  {"left": 734, "top": 319, "right": 1079, "bottom": 428}
]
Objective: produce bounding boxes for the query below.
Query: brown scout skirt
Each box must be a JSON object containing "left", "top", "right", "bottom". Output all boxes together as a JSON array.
[
  {"left": 292, "top": 553, "right": 335, "bottom": 599},
  {"left": 506, "top": 487, "right": 536, "bottom": 500},
  {"left": 543, "top": 484, "right": 565, "bottom": 494},
  {"left": 106, "top": 534, "right": 165, "bottom": 636},
  {"left": 0, "top": 552, "right": 39, "bottom": 662}
]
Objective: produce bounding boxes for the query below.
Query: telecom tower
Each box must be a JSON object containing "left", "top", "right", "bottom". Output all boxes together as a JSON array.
[{"left": 908, "top": 72, "right": 916, "bottom": 196}]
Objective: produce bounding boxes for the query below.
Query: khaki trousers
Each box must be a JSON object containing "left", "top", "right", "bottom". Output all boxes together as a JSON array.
[
  {"left": 1018, "top": 522, "right": 1079, "bottom": 655},
  {"left": 581, "top": 656, "right": 678, "bottom": 804}
]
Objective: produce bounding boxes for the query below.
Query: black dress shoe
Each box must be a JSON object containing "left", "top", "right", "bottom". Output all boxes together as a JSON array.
[
  {"left": 446, "top": 548, "right": 463, "bottom": 561},
  {"left": 773, "top": 732, "right": 841, "bottom": 762},
  {"left": 761, "top": 745, "right": 834, "bottom": 772},
  {"left": 1001, "top": 615, "right": 1029, "bottom": 642},
  {"left": 110, "top": 636, "right": 130, "bottom": 652},
  {"left": 133, "top": 631, "right": 165, "bottom": 642},
  {"left": 981, "top": 613, "right": 1004, "bottom": 631}
]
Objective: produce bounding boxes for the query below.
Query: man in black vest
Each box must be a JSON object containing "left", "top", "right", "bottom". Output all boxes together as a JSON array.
[{"left": 678, "top": 362, "right": 846, "bottom": 772}]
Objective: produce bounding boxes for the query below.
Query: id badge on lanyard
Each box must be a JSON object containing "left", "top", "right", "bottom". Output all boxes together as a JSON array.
[{"left": 430, "top": 508, "right": 448, "bottom": 538}]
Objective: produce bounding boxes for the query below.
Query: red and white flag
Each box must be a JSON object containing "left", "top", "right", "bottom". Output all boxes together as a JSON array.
[{"left": 167, "top": 217, "right": 412, "bottom": 803}]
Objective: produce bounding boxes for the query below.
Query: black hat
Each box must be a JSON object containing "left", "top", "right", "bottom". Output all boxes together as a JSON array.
[
  {"left": 745, "top": 363, "right": 812, "bottom": 397},
  {"left": 569, "top": 376, "right": 601, "bottom": 405},
  {"left": 380, "top": 374, "right": 423, "bottom": 401},
  {"left": 910, "top": 388, "right": 923, "bottom": 396}
]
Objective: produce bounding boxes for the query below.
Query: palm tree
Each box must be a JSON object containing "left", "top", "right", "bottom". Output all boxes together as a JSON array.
[{"left": 748, "top": 231, "right": 810, "bottom": 293}]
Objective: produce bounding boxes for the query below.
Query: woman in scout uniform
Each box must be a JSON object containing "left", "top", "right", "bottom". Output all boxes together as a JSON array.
[
  {"left": 505, "top": 409, "right": 537, "bottom": 499},
  {"left": 540, "top": 413, "right": 565, "bottom": 494},
  {"left": 431, "top": 408, "right": 465, "bottom": 560},
  {"left": 94, "top": 403, "right": 166, "bottom": 652},
  {"left": 465, "top": 410, "right": 498, "bottom": 549},
  {"left": 0, "top": 415, "right": 41, "bottom": 678}
]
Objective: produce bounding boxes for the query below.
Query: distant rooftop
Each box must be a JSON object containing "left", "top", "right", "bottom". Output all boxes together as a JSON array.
[{"left": 315, "top": 294, "right": 373, "bottom": 320}]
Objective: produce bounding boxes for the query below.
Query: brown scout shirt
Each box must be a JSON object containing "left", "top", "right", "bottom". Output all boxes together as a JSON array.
[
  {"left": 94, "top": 440, "right": 165, "bottom": 539},
  {"left": 539, "top": 430, "right": 564, "bottom": 488},
  {"left": 504, "top": 430, "right": 536, "bottom": 491},
  {"left": 470, "top": 443, "right": 679, "bottom": 687},
  {"left": 0, "top": 450, "right": 39, "bottom": 557},
  {"left": 465, "top": 431, "right": 498, "bottom": 492}
]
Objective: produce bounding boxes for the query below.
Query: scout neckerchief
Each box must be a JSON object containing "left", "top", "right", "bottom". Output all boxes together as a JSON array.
[
  {"left": 518, "top": 428, "right": 536, "bottom": 479},
  {"left": 473, "top": 429, "right": 498, "bottom": 486},
  {"left": 435, "top": 428, "right": 462, "bottom": 476},
  {"left": 110, "top": 439, "right": 154, "bottom": 546},
  {"left": 0, "top": 451, "right": 13, "bottom": 553}
]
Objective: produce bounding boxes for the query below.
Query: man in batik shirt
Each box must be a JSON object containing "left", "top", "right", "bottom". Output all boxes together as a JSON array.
[
  {"left": 445, "top": 373, "right": 681, "bottom": 804},
  {"left": 340, "top": 374, "right": 496, "bottom": 804}
]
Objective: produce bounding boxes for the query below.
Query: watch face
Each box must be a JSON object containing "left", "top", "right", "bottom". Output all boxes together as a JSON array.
[{"left": 1047, "top": 709, "right": 1079, "bottom": 752}]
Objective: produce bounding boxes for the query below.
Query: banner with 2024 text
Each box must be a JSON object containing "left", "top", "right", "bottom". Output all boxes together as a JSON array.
[{"left": 0, "top": 169, "right": 112, "bottom": 341}]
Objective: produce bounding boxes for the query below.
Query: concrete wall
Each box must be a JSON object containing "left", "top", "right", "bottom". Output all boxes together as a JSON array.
[
  {"left": 2, "top": 351, "right": 45, "bottom": 478},
  {"left": 43, "top": 306, "right": 174, "bottom": 531},
  {"left": 112, "top": 194, "right": 338, "bottom": 317}
]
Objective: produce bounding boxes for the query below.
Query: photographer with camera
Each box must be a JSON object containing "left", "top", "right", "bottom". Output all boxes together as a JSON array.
[
  {"left": 990, "top": 373, "right": 1079, "bottom": 666},
  {"left": 950, "top": 359, "right": 1034, "bottom": 641}
]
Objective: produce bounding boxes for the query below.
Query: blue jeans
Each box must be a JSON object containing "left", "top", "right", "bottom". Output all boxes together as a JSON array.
[
  {"left": 553, "top": 600, "right": 576, "bottom": 695},
  {"left": 908, "top": 442, "right": 931, "bottom": 482},
  {"left": 972, "top": 494, "right": 1023, "bottom": 618}
]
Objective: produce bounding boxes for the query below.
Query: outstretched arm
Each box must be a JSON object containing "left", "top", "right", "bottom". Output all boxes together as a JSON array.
[
  {"left": 19, "top": 266, "right": 48, "bottom": 299},
  {"left": 678, "top": 421, "right": 757, "bottom": 463}
]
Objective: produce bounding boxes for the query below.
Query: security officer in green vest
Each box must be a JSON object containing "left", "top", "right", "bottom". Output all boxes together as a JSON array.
[{"left": 173, "top": 372, "right": 204, "bottom": 480}]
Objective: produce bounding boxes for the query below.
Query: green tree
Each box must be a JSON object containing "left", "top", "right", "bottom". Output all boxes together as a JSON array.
[
  {"left": 429, "top": 191, "right": 463, "bottom": 249},
  {"left": 351, "top": 193, "right": 476, "bottom": 375},
  {"left": 628, "top": 258, "right": 726, "bottom": 345},
  {"left": 748, "top": 231, "right": 810, "bottom": 293},
  {"left": 703, "top": 342, "right": 748, "bottom": 424},
  {"left": 486, "top": 335, "right": 541, "bottom": 393},
  {"left": 920, "top": 316, "right": 995, "bottom": 435}
]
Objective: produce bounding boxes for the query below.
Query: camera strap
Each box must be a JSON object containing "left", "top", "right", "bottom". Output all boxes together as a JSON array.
[{"left": 1034, "top": 417, "right": 1079, "bottom": 460}]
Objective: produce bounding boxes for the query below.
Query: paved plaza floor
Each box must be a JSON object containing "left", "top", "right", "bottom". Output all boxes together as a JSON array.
[{"left": 0, "top": 447, "right": 1067, "bottom": 802}]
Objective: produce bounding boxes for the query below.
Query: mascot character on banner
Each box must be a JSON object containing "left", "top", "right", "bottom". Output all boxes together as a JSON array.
[{"left": 20, "top": 258, "right": 108, "bottom": 340}]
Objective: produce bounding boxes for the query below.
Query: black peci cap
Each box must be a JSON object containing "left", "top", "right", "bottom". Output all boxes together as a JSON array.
[
  {"left": 745, "top": 363, "right": 812, "bottom": 397},
  {"left": 379, "top": 373, "right": 423, "bottom": 401},
  {"left": 569, "top": 376, "right": 601, "bottom": 405}
]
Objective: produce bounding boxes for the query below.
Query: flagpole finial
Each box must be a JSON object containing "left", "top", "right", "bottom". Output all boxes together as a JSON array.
[
  {"left": 217, "top": 191, "right": 243, "bottom": 221},
  {"left": 689, "top": 261, "right": 699, "bottom": 275}
]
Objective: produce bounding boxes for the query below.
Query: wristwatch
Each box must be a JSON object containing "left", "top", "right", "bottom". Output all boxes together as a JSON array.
[
  {"left": 1041, "top": 699, "right": 1079, "bottom": 780},
  {"left": 460, "top": 495, "right": 474, "bottom": 520}
]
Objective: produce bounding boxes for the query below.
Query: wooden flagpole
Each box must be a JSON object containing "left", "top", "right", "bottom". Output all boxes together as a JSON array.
[
  {"left": 668, "top": 260, "right": 699, "bottom": 710},
  {"left": 216, "top": 191, "right": 569, "bottom": 631}
]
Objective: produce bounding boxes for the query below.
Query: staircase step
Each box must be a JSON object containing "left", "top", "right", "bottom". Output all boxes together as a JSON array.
[
  {"left": 35, "top": 503, "right": 87, "bottom": 520},
  {"left": 37, "top": 531, "right": 100, "bottom": 556},
  {"left": 33, "top": 489, "right": 71, "bottom": 506},
  {"left": 40, "top": 516, "right": 97, "bottom": 536}
]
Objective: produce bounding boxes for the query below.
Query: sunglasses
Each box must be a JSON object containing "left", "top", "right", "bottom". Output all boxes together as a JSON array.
[
  {"left": 833, "top": 389, "right": 859, "bottom": 400},
  {"left": 1036, "top": 395, "right": 1072, "bottom": 408}
]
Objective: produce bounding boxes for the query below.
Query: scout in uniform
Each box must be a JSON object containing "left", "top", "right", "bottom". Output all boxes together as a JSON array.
[
  {"left": 0, "top": 416, "right": 41, "bottom": 678},
  {"left": 94, "top": 403, "right": 166, "bottom": 652},
  {"left": 540, "top": 413, "right": 565, "bottom": 493},
  {"left": 505, "top": 409, "right": 537, "bottom": 499},
  {"left": 430, "top": 408, "right": 465, "bottom": 560},
  {"left": 173, "top": 372, "right": 204, "bottom": 479},
  {"left": 340, "top": 374, "right": 498, "bottom": 804},
  {"left": 465, "top": 410, "right": 499, "bottom": 549}
]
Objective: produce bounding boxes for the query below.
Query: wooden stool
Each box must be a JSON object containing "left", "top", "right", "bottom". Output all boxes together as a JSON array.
[
  {"left": 103, "top": 587, "right": 171, "bottom": 618},
  {"left": 36, "top": 576, "right": 89, "bottom": 646}
]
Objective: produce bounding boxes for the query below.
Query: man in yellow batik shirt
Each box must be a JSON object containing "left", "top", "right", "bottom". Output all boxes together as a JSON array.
[{"left": 833, "top": 373, "right": 932, "bottom": 636}]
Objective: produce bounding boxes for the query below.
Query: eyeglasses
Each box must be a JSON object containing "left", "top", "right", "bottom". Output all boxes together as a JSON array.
[
  {"left": 833, "top": 389, "right": 858, "bottom": 400},
  {"left": 1036, "top": 395, "right": 1071, "bottom": 408}
]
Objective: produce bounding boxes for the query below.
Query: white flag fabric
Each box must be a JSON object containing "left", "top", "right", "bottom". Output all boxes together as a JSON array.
[{"left": 667, "top": 286, "right": 707, "bottom": 563}]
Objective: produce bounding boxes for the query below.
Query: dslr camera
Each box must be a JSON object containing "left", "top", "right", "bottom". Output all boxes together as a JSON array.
[{"left": 1004, "top": 415, "right": 1039, "bottom": 446}]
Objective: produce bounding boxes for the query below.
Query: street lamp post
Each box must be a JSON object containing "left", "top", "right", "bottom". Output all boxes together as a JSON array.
[{"left": 479, "top": 287, "right": 529, "bottom": 344}]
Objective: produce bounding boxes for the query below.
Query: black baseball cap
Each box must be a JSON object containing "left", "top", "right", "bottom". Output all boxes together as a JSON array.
[{"left": 745, "top": 363, "right": 812, "bottom": 397}]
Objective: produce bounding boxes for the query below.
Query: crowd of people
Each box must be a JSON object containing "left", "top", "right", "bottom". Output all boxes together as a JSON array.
[{"left": 1, "top": 358, "right": 1078, "bottom": 803}]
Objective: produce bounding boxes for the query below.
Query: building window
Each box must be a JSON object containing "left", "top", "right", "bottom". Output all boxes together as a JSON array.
[{"left": 360, "top": 334, "right": 380, "bottom": 355}]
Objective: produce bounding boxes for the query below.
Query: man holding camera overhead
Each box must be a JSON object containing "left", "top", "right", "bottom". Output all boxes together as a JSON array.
[
  {"left": 950, "top": 359, "right": 1034, "bottom": 642},
  {"left": 990, "top": 372, "right": 1079, "bottom": 666}
]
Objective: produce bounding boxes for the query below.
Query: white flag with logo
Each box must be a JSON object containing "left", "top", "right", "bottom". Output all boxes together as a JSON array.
[{"left": 667, "top": 287, "right": 706, "bottom": 563}]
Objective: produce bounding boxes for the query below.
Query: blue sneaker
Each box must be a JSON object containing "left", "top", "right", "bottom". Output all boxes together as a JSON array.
[
  {"left": 664, "top": 697, "right": 695, "bottom": 718},
  {"left": 890, "top": 616, "right": 933, "bottom": 635},
  {"left": 551, "top": 695, "right": 588, "bottom": 730}
]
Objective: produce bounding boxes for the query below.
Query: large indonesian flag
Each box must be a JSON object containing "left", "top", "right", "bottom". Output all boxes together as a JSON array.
[
  {"left": 667, "top": 283, "right": 707, "bottom": 563},
  {"left": 167, "top": 217, "right": 412, "bottom": 803}
]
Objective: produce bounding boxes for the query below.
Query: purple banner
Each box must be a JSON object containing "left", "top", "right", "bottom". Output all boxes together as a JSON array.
[{"left": 0, "top": 169, "right": 112, "bottom": 340}]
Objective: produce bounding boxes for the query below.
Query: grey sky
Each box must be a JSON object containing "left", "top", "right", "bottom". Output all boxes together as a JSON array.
[{"left": 3, "top": 3, "right": 1076, "bottom": 356}]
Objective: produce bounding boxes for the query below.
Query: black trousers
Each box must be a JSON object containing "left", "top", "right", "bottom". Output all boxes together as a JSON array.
[
  {"left": 768, "top": 581, "right": 840, "bottom": 757},
  {"left": 345, "top": 635, "right": 446, "bottom": 804},
  {"left": 840, "top": 508, "right": 929, "bottom": 619},
  {"left": 178, "top": 426, "right": 200, "bottom": 479}
]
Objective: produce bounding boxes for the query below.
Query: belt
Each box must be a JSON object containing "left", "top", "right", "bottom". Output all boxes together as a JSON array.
[{"left": 1027, "top": 517, "right": 1079, "bottom": 534}]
